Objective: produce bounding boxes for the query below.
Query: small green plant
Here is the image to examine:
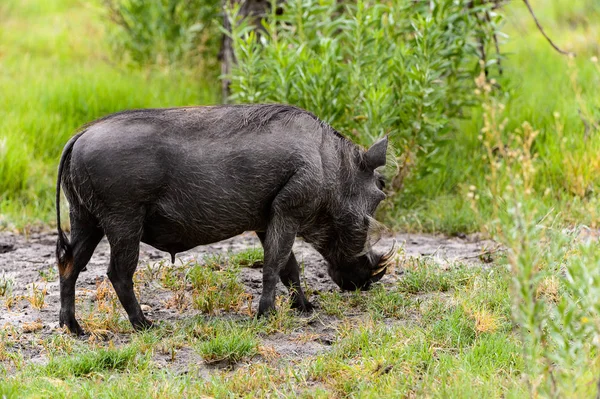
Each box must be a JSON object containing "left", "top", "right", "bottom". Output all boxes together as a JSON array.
[
  {"left": 0, "top": 271, "right": 14, "bottom": 297},
  {"left": 136, "top": 260, "right": 166, "bottom": 283},
  {"left": 159, "top": 264, "right": 186, "bottom": 291},
  {"left": 229, "top": 247, "right": 264, "bottom": 268},
  {"left": 42, "top": 345, "right": 141, "bottom": 378},
  {"left": 195, "top": 321, "right": 258, "bottom": 365},
  {"left": 186, "top": 256, "right": 250, "bottom": 315},
  {"left": 319, "top": 286, "right": 411, "bottom": 319},
  {"left": 428, "top": 305, "right": 477, "bottom": 350},
  {"left": 366, "top": 285, "right": 412, "bottom": 319},
  {"left": 40, "top": 334, "right": 76, "bottom": 358},
  {"left": 25, "top": 283, "right": 46, "bottom": 310},
  {"left": 3, "top": 293, "right": 18, "bottom": 310},
  {"left": 38, "top": 267, "right": 57, "bottom": 283},
  {"left": 318, "top": 290, "right": 358, "bottom": 316},
  {"left": 80, "top": 278, "right": 131, "bottom": 335},
  {"left": 257, "top": 296, "right": 304, "bottom": 334}
]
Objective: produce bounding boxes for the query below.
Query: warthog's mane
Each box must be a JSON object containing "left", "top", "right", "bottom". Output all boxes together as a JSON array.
[{"left": 228, "top": 103, "right": 348, "bottom": 140}]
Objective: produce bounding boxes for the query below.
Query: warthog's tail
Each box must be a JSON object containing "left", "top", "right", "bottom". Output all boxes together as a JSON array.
[{"left": 56, "top": 131, "right": 85, "bottom": 279}]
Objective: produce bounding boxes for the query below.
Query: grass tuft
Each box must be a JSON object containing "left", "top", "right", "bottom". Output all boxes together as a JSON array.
[
  {"left": 229, "top": 247, "right": 264, "bottom": 268},
  {"left": 194, "top": 320, "right": 259, "bottom": 365},
  {"left": 186, "top": 256, "right": 251, "bottom": 315},
  {"left": 397, "top": 258, "right": 472, "bottom": 294},
  {"left": 42, "top": 345, "right": 141, "bottom": 378}
]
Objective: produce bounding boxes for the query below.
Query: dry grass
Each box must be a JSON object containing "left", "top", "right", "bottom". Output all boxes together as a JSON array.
[
  {"left": 471, "top": 309, "right": 501, "bottom": 335},
  {"left": 78, "top": 278, "right": 130, "bottom": 336},
  {"left": 21, "top": 320, "right": 43, "bottom": 334},
  {"left": 24, "top": 283, "right": 47, "bottom": 310},
  {"left": 536, "top": 276, "right": 561, "bottom": 303}
]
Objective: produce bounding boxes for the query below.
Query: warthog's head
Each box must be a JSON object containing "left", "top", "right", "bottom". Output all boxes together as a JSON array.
[
  {"left": 327, "top": 243, "right": 397, "bottom": 291},
  {"left": 311, "top": 135, "right": 396, "bottom": 291}
]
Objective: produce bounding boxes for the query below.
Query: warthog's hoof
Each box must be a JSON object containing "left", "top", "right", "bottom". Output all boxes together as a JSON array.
[
  {"left": 59, "top": 314, "right": 86, "bottom": 336},
  {"left": 257, "top": 298, "right": 277, "bottom": 318},
  {"left": 292, "top": 300, "right": 315, "bottom": 313},
  {"left": 131, "top": 317, "right": 154, "bottom": 332}
]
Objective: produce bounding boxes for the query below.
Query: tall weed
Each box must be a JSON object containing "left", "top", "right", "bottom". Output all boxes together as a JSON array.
[
  {"left": 474, "top": 70, "right": 600, "bottom": 397},
  {"left": 104, "top": 0, "right": 221, "bottom": 67}
]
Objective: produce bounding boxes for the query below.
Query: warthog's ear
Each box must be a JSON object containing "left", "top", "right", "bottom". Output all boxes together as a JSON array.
[{"left": 365, "top": 136, "right": 388, "bottom": 170}]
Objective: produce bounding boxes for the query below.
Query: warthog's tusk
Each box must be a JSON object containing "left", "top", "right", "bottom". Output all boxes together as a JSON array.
[
  {"left": 372, "top": 240, "right": 397, "bottom": 277},
  {"left": 378, "top": 239, "right": 397, "bottom": 264},
  {"left": 371, "top": 265, "right": 387, "bottom": 277}
]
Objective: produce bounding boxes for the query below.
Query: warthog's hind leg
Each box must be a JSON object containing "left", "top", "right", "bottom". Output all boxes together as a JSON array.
[
  {"left": 104, "top": 218, "right": 152, "bottom": 331},
  {"left": 59, "top": 210, "right": 104, "bottom": 336}
]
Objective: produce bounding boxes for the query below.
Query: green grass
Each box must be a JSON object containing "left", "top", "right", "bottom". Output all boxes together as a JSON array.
[
  {"left": 186, "top": 255, "right": 250, "bottom": 314},
  {"left": 0, "top": 0, "right": 218, "bottom": 229},
  {"left": 3, "top": 248, "right": 597, "bottom": 397},
  {"left": 195, "top": 320, "right": 259, "bottom": 364},
  {"left": 0, "top": 254, "right": 528, "bottom": 398},
  {"left": 229, "top": 247, "right": 264, "bottom": 268},
  {"left": 396, "top": 258, "right": 472, "bottom": 294},
  {"left": 42, "top": 345, "right": 142, "bottom": 378},
  {"left": 0, "top": 272, "right": 14, "bottom": 297}
]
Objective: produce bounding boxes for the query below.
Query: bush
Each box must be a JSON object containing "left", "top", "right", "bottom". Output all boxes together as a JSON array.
[
  {"left": 228, "top": 0, "right": 502, "bottom": 190},
  {"left": 104, "top": 0, "right": 221, "bottom": 66}
]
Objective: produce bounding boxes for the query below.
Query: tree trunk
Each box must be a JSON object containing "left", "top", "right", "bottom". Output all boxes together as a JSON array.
[{"left": 220, "top": 0, "right": 271, "bottom": 101}]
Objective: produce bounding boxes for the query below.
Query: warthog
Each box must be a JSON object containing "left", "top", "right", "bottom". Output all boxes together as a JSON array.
[{"left": 56, "top": 104, "right": 394, "bottom": 335}]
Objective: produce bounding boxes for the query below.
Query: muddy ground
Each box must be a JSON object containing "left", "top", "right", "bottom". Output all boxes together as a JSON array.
[{"left": 0, "top": 231, "right": 498, "bottom": 373}]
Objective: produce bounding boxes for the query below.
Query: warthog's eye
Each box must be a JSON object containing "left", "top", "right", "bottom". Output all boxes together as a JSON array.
[{"left": 374, "top": 172, "right": 385, "bottom": 191}]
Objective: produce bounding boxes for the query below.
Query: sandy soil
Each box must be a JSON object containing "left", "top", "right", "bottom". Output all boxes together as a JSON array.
[{"left": 0, "top": 230, "right": 498, "bottom": 372}]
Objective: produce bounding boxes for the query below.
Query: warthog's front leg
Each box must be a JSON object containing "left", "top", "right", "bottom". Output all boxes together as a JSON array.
[
  {"left": 257, "top": 225, "right": 297, "bottom": 317},
  {"left": 256, "top": 231, "right": 313, "bottom": 313},
  {"left": 279, "top": 252, "right": 314, "bottom": 312}
]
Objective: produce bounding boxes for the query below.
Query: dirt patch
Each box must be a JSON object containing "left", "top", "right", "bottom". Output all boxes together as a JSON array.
[{"left": 0, "top": 230, "right": 497, "bottom": 372}]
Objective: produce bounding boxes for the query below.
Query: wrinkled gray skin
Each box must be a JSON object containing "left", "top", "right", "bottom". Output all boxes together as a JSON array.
[{"left": 56, "top": 104, "right": 390, "bottom": 335}]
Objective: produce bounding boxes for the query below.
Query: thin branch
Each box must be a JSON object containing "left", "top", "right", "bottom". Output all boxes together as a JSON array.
[
  {"left": 579, "top": 110, "right": 591, "bottom": 140},
  {"left": 478, "top": 34, "right": 488, "bottom": 76},
  {"left": 522, "top": 0, "right": 575, "bottom": 57},
  {"left": 483, "top": 9, "right": 503, "bottom": 75}
]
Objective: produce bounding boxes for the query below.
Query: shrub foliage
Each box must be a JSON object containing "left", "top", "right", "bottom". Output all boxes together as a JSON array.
[{"left": 228, "top": 0, "right": 502, "bottom": 188}]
